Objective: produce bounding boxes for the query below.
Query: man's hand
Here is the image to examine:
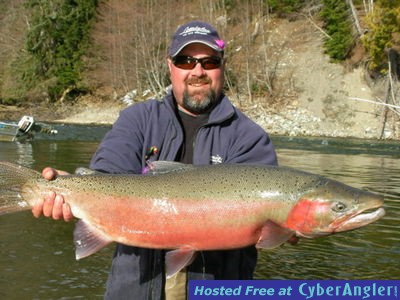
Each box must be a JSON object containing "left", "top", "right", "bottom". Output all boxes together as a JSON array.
[{"left": 31, "top": 167, "right": 74, "bottom": 222}]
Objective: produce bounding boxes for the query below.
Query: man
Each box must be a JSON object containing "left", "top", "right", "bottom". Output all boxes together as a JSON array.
[{"left": 33, "top": 21, "right": 277, "bottom": 299}]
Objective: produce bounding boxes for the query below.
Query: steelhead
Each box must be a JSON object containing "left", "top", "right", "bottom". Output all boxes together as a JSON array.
[{"left": 0, "top": 161, "right": 385, "bottom": 277}]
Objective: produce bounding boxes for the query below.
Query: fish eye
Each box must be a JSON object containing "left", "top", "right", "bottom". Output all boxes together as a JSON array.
[{"left": 332, "top": 202, "right": 347, "bottom": 212}]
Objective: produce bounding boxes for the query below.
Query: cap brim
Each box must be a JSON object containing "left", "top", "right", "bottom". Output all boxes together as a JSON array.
[{"left": 170, "top": 40, "right": 222, "bottom": 57}]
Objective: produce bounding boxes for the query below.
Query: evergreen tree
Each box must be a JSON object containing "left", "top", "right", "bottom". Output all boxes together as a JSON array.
[
  {"left": 320, "top": 0, "right": 354, "bottom": 61},
  {"left": 25, "top": 0, "right": 98, "bottom": 101}
]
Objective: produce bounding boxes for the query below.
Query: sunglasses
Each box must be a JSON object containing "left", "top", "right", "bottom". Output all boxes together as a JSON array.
[{"left": 172, "top": 55, "right": 223, "bottom": 70}]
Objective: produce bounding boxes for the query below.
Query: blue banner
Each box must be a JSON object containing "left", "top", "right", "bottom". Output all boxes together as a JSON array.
[{"left": 189, "top": 280, "right": 399, "bottom": 300}]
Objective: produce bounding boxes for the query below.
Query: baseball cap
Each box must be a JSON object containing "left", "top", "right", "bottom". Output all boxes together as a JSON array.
[{"left": 168, "top": 21, "right": 225, "bottom": 57}]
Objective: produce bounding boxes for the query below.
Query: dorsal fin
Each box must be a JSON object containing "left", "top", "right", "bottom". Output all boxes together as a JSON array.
[
  {"left": 144, "top": 161, "right": 194, "bottom": 175},
  {"left": 74, "top": 167, "right": 101, "bottom": 176}
]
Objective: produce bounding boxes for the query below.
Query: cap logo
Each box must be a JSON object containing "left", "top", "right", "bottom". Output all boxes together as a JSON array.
[
  {"left": 180, "top": 26, "right": 211, "bottom": 36},
  {"left": 169, "top": 21, "right": 225, "bottom": 56}
]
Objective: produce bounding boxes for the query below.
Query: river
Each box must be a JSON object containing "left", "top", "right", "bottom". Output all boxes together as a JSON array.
[{"left": 1, "top": 125, "right": 399, "bottom": 299}]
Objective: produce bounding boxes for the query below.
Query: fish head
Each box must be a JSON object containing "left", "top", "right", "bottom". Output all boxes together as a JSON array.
[{"left": 284, "top": 178, "right": 385, "bottom": 238}]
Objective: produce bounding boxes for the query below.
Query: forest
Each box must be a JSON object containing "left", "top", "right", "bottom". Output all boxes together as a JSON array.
[{"left": 0, "top": 0, "right": 399, "bottom": 112}]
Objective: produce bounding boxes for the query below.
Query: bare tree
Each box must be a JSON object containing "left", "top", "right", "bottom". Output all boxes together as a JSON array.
[
  {"left": 346, "top": 0, "right": 363, "bottom": 37},
  {"left": 380, "top": 49, "right": 400, "bottom": 139}
]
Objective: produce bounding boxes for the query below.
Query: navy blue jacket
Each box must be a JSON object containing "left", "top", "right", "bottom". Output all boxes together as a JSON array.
[{"left": 90, "top": 91, "right": 278, "bottom": 299}]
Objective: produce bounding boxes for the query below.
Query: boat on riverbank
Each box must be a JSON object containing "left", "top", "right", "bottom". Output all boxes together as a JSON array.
[{"left": 0, "top": 116, "right": 57, "bottom": 142}]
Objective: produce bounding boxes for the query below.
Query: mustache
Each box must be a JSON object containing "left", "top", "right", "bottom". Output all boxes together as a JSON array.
[{"left": 185, "top": 77, "right": 211, "bottom": 85}]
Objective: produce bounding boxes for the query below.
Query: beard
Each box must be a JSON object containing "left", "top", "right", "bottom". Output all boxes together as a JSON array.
[
  {"left": 181, "top": 76, "right": 219, "bottom": 114},
  {"left": 182, "top": 89, "right": 217, "bottom": 115}
]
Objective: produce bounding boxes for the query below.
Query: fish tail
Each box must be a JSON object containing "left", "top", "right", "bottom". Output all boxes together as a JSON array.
[{"left": 0, "top": 161, "right": 41, "bottom": 214}]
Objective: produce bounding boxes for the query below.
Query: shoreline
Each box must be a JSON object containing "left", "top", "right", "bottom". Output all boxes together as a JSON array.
[{"left": 1, "top": 101, "right": 398, "bottom": 141}]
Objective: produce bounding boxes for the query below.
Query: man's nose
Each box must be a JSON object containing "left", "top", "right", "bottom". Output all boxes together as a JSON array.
[{"left": 191, "top": 61, "right": 207, "bottom": 76}]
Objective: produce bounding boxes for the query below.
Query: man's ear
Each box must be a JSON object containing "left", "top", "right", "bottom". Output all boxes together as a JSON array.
[{"left": 167, "top": 57, "right": 173, "bottom": 73}]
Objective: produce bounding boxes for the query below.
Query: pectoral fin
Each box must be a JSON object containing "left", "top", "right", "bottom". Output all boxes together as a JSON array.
[
  {"left": 256, "top": 220, "right": 295, "bottom": 249},
  {"left": 73, "top": 220, "right": 112, "bottom": 260},
  {"left": 165, "top": 247, "right": 196, "bottom": 279}
]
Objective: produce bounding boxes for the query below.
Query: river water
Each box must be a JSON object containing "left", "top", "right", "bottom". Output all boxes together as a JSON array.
[{"left": 0, "top": 125, "right": 399, "bottom": 299}]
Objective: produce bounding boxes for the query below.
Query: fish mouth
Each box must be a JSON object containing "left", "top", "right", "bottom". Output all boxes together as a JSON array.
[{"left": 333, "top": 203, "right": 385, "bottom": 233}]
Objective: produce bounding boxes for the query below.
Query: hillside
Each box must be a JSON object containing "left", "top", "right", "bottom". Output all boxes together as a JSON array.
[
  {"left": 0, "top": 1, "right": 398, "bottom": 139},
  {"left": 57, "top": 18, "right": 393, "bottom": 139}
]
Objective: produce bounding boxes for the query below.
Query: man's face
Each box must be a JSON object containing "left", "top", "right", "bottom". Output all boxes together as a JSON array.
[{"left": 167, "top": 43, "right": 225, "bottom": 116}]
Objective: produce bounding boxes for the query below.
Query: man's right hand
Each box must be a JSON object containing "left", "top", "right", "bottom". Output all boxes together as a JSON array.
[{"left": 31, "top": 167, "right": 74, "bottom": 222}]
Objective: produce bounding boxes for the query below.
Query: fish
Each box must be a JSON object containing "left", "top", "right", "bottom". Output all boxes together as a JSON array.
[{"left": 0, "top": 161, "right": 385, "bottom": 278}]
